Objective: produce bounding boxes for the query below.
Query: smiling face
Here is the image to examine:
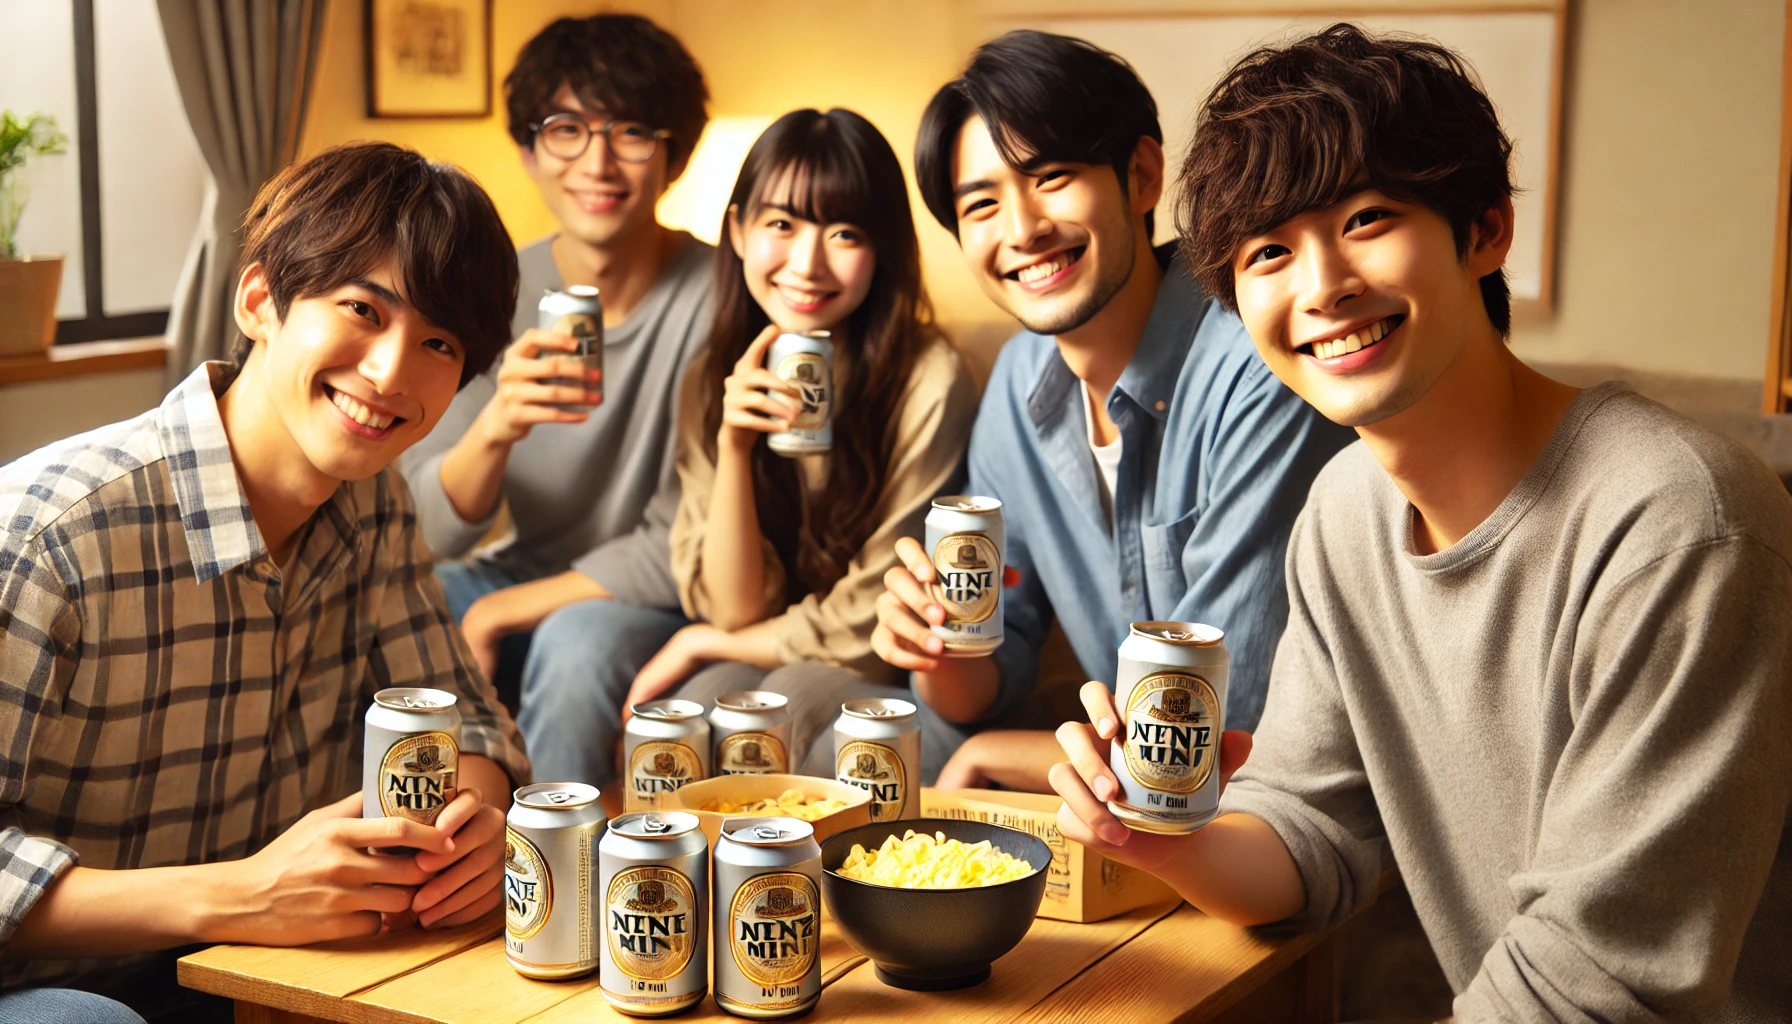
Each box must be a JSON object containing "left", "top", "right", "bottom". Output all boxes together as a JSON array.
[
  {"left": 520, "top": 85, "right": 673, "bottom": 250},
  {"left": 730, "top": 172, "right": 877, "bottom": 335},
  {"left": 1230, "top": 190, "right": 1511, "bottom": 428},
  {"left": 948, "top": 116, "right": 1143, "bottom": 337},
  {"left": 237, "top": 259, "right": 465, "bottom": 485}
]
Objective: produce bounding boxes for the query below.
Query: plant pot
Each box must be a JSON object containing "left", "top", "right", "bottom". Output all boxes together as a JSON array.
[{"left": 0, "top": 255, "right": 64, "bottom": 356}]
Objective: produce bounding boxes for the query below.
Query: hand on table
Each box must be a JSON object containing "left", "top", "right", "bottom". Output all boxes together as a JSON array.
[
  {"left": 872, "top": 536, "right": 1021, "bottom": 673},
  {"left": 203, "top": 792, "right": 448, "bottom": 946},
  {"left": 411, "top": 787, "right": 507, "bottom": 929},
  {"left": 1049, "top": 681, "right": 1253, "bottom": 875}
]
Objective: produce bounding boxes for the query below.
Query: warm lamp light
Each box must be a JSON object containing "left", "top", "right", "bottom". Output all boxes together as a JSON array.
[{"left": 657, "top": 115, "right": 776, "bottom": 245}]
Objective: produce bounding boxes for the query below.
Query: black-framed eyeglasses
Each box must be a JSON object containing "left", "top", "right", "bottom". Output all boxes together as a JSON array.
[{"left": 529, "top": 113, "right": 672, "bottom": 163}]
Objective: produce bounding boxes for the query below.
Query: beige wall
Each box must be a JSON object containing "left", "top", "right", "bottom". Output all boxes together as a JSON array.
[
  {"left": 0, "top": 367, "right": 164, "bottom": 463},
  {"left": 1508, "top": 0, "right": 1785, "bottom": 382}
]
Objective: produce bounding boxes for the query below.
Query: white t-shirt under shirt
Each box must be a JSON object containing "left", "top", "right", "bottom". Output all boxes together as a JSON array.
[{"left": 1084, "top": 381, "right": 1122, "bottom": 525}]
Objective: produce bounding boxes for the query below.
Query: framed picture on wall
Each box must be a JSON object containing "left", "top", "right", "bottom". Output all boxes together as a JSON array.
[{"left": 365, "top": 0, "right": 492, "bottom": 119}]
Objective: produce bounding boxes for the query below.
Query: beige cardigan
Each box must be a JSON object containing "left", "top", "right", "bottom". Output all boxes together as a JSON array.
[{"left": 670, "top": 336, "right": 978, "bottom": 684}]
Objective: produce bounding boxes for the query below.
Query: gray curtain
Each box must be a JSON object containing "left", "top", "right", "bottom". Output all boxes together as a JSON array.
[{"left": 158, "top": 0, "right": 328, "bottom": 386}]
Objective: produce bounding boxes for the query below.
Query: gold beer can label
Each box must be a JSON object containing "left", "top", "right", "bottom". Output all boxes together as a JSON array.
[
  {"left": 550, "top": 312, "right": 600, "bottom": 350},
  {"left": 931, "top": 532, "right": 999, "bottom": 624},
  {"left": 728, "top": 872, "right": 819, "bottom": 990},
  {"left": 775, "top": 352, "right": 830, "bottom": 429},
  {"left": 1122, "top": 672, "right": 1219, "bottom": 794},
  {"left": 629, "top": 741, "right": 701, "bottom": 804},
  {"left": 718, "top": 731, "right": 787, "bottom": 774},
  {"left": 504, "top": 827, "right": 552, "bottom": 940},
  {"left": 378, "top": 731, "right": 457, "bottom": 824},
  {"left": 606, "top": 866, "right": 697, "bottom": 981},
  {"left": 836, "top": 740, "right": 905, "bottom": 821}
]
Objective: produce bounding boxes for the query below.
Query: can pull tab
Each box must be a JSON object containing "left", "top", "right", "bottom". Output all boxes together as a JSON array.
[
  {"left": 1163, "top": 630, "right": 1195, "bottom": 642},
  {"left": 397, "top": 695, "right": 438, "bottom": 708},
  {"left": 643, "top": 815, "right": 672, "bottom": 834},
  {"left": 752, "top": 826, "right": 782, "bottom": 841},
  {"left": 866, "top": 708, "right": 894, "bottom": 717},
  {"left": 544, "top": 790, "right": 574, "bottom": 805}
]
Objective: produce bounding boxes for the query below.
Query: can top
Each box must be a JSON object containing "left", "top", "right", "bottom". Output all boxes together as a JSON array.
[
  {"left": 721, "top": 816, "right": 815, "bottom": 846},
  {"left": 1130, "top": 621, "right": 1225, "bottom": 647},
  {"left": 931, "top": 495, "right": 1001, "bottom": 514},
  {"left": 565, "top": 284, "right": 599, "bottom": 298},
  {"left": 841, "top": 697, "right": 916, "bottom": 721},
  {"left": 373, "top": 687, "right": 458, "bottom": 712},
  {"left": 716, "top": 690, "right": 789, "bottom": 713},
  {"left": 632, "top": 698, "right": 706, "bottom": 721},
  {"left": 610, "top": 811, "right": 701, "bottom": 840},
  {"left": 514, "top": 782, "right": 600, "bottom": 810}
]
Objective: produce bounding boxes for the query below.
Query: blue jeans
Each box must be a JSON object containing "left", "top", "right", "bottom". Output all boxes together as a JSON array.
[
  {"left": 435, "top": 561, "right": 688, "bottom": 787},
  {"left": 0, "top": 988, "right": 145, "bottom": 1024}
]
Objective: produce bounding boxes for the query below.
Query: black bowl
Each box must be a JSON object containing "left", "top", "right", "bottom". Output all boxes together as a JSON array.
[{"left": 821, "top": 818, "right": 1052, "bottom": 991}]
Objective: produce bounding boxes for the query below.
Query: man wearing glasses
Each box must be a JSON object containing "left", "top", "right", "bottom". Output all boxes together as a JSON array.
[{"left": 400, "top": 15, "right": 715, "bottom": 788}]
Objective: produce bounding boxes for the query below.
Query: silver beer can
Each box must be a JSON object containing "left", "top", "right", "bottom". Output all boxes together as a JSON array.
[
  {"left": 363, "top": 688, "right": 461, "bottom": 853},
  {"left": 924, "top": 496, "right": 1004, "bottom": 656},
  {"left": 598, "top": 811, "right": 708, "bottom": 1016},
  {"left": 765, "top": 330, "right": 833, "bottom": 457},
  {"left": 539, "top": 285, "right": 603, "bottom": 406},
  {"left": 713, "top": 817, "right": 822, "bottom": 1019},
  {"left": 505, "top": 782, "right": 605, "bottom": 979},
  {"left": 624, "top": 700, "right": 711, "bottom": 811},
  {"left": 832, "top": 698, "right": 920, "bottom": 822},
  {"left": 1108, "top": 622, "right": 1229, "bottom": 834},
  {"left": 710, "top": 691, "right": 792, "bottom": 775}
]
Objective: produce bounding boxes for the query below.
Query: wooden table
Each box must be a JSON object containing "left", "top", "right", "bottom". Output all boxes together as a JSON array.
[{"left": 180, "top": 899, "right": 1352, "bottom": 1024}]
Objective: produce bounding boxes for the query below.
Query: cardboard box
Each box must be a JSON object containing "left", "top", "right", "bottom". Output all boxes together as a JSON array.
[
  {"left": 668, "top": 773, "right": 872, "bottom": 849},
  {"left": 921, "top": 787, "right": 1181, "bottom": 923}
]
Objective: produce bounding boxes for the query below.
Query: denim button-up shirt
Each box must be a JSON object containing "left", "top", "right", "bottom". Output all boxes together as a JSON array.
[{"left": 966, "top": 254, "right": 1354, "bottom": 731}]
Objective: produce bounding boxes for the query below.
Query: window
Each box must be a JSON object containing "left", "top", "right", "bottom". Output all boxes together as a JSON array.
[{"left": 0, "top": 0, "right": 206, "bottom": 343}]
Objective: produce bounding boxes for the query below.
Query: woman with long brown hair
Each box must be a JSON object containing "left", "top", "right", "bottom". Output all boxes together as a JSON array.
[{"left": 621, "top": 108, "right": 975, "bottom": 775}]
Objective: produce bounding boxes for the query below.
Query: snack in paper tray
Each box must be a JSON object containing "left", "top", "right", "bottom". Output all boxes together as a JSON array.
[
  {"left": 700, "top": 787, "right": 848, "bottom": 821},
  {"left": 838, "top": 828, "right": 1036, "bottom": 888}
]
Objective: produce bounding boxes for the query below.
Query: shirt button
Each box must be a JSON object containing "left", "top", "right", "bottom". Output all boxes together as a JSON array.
[{"left": 1154, "top": 399, "right": 1166, "bottom": 412}]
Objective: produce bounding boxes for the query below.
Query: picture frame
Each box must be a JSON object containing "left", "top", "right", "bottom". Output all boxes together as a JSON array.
[{"left": 364, "top": 0, "right": 493, "bottom": 119}]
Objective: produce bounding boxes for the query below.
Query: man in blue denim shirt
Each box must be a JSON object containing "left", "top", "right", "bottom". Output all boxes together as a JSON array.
[{"left": 869, "top": 30, "right": 1353, "bottom": 788}]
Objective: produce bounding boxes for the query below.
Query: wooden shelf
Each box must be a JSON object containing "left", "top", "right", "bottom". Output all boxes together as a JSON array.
[{"left": 0, "top": 337, "right": 166, "bottom": 386}]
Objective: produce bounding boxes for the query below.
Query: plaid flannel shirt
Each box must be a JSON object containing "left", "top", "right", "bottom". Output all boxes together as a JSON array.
[{"left": 0, "top": 364, "right": 530, "bottom": 993}]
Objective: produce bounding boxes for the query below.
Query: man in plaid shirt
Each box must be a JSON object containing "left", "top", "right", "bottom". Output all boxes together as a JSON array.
[{"left": 0, "top": 142, "right": 530, "bottom": 1023}]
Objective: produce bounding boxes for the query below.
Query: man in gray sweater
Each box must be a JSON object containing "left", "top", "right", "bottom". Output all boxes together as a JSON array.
[
  {"left": 400, "top": 15, "right": 714, "bottom": 786},
  {"left": 1053, "top": 25, "right": 1790, "bottom": 1021}
]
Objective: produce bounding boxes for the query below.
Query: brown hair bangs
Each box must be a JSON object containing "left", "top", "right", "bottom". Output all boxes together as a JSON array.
[
  {"left": 238, "top": 141, "right": 517, "bottom": 387},
  {"left": 1176, "top": 23, "right": 1516, "bottom": 333}
]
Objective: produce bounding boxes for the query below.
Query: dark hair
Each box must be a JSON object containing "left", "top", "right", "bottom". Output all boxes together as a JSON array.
[
  {"left": 1176, "top": 23, "right": 1516, "bottom": 334},
  {"left": 702, "top": 109, "right": 933, "bottom": 598},
  {"left": 236, "top": 141, "right": 517, "bottom": 387},
  {"left": 915, "top": 30, "right": 1162, "bottom": 236},
  {"left": 505, "top": 14, "right": 709, "bottom": 175}
]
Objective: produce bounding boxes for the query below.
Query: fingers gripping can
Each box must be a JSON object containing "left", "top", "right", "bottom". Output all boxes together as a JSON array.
[
  {"left": 540, "top": 285, "right": 603, "bottom": 407},
  {"left": 1108, "top": 622, "right": 1229, "bottom": 834},
  {"left": 363, "top": 688, "right": 461, "bottom": 854},
  {"left": 599, "top": 811, "right": 708, "bottom": 1016},
  {"left": 833, "top": 698, "right": 920, "bottom": 822},
  {"left": 505, "top": 783, "right": 605, "bottom": 979},
  {"left": 710, "top": 691, "right": 792, "bottom": 775},
  {"left": 765, "top": 330, "right": 833, "bottom": 457},
  {"left": 713, "top": 817, "right": 823, "bottom": 1019},
  {"left": 924, "top": 496, "right": 1004, "bottom": 656},
  {"left": 624, "top": 700, "right": 711, "bottom": 810}
]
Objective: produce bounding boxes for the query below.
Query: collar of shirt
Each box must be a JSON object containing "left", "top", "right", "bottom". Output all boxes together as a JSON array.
[
  {"left": 1026, "top": 247, "right": 1199, "bottom": 430},
  {"left": 155, "top": 362, "right": 364, "bottom": 586}
]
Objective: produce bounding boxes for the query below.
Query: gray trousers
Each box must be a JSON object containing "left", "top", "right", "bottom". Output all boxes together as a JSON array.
[{"left": 669, "top": 662, "right": 969, "bottom": 785}]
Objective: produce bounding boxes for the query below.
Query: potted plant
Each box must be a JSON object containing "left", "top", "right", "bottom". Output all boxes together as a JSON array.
[{"left": 0, "top": 111, "right": 70, "bottom": 356}]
